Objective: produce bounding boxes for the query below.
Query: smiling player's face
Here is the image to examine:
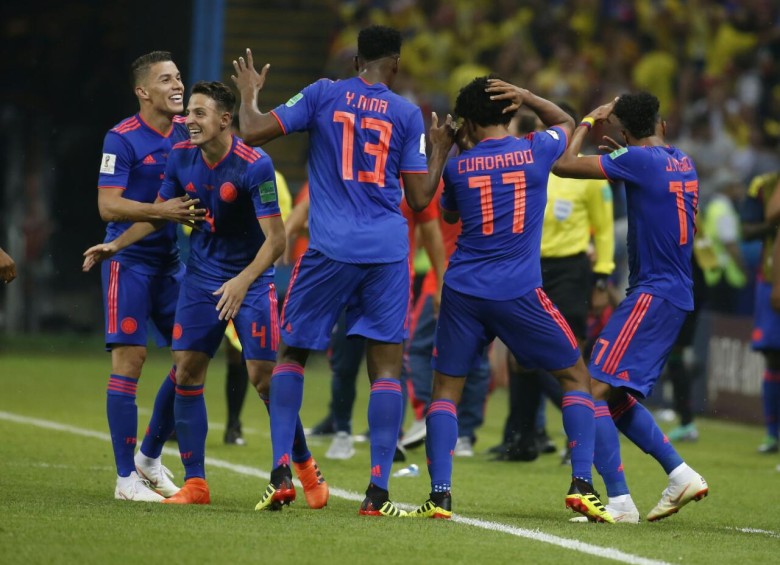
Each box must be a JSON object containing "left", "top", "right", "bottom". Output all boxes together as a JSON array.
[
  {"left": 141, "top": 61, "right": 184, "bottom": 115},
  {"left": 185, "top": 93, "right": 227, "bottom": 146}
]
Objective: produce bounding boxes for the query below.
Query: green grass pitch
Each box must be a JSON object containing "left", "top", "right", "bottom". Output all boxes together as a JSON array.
[{"left": 1, "top": 336, "right": 778, "bottom": 564}]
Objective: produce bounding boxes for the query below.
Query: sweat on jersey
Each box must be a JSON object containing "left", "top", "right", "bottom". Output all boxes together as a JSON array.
[
  {"left": 598, "top": 145, "right": 698, "bottom": 311},
  {"left": 97, "top": 113, "right": 189, "bottom": 275},
  {"left": 441, "top": 128, "right": 568, "bottom": 301},
  {"left": 270, "top": 76, "right": 428, "bottom": 264},
  {"left": 158, "top": 135, "right": 281, "bottom": 288}
]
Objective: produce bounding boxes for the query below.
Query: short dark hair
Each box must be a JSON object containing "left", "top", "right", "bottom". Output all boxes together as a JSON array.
[
  {"left": 613, "top": 92, "right": 660, "bottom": 139},
  {"left": 357, "top": 25, "right": 402, "bottom": 62},
  {"left": 191, "top": 81, "right": 236, "bottom": 114},
  {"left": 454, "top": 76, "right": 515, "bottom": 128},
  {"left": 131, "top": 51, "right": 174, "bottom": 86}
]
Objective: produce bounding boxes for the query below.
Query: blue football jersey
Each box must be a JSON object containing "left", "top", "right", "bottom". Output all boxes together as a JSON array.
[
  {"left": 441, "top": 128, "right": 568, "bottom": 300},
  {"left": 158, "top": 136, "right": 281, "bottom": 288},
  {"left": 271, "top": 76, "right": 428, "bottom": 264},
  {"left": 599, "top": 145, "right": 698, "bottom": 310},
  {"left": 97, "top": 114, "right": 188, "bottom": 275}
]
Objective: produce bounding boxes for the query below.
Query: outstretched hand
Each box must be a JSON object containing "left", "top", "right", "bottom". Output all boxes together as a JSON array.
[
  {"left": 82, "top": 243, "right": 118, "bottom": 272},
  {"left": 598, "top": 135, "right": 624, "bottom": 154},
  {"left": 429, "top": 112, "right": 455, "bottom": 153},
  {"left": 231, "top": 48, "right": 270, "bottom": 94},
  {"left": 485, "top": 79, "right": 528, "bottom": 114}
]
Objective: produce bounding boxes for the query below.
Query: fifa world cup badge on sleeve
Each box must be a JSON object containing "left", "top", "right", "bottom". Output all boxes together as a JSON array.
[
  {"left": 259, "top": 181, "right": 277, "bottom": 203},
  {"left": 100, "top": 153, "right": 117, "bottom": 174}
]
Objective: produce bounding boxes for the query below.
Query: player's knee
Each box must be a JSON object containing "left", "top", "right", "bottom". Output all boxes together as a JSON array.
[{"left": 111, "top": 345, "right": 147, "bottom": 378}]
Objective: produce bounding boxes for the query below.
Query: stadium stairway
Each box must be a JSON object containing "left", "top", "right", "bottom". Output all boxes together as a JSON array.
[{"left": 222, "top": 1, "right": 338, "bottom": 186}]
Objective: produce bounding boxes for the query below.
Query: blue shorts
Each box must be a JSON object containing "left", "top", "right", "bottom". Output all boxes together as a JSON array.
[
  {"left": 589, "top": 292, "right": 687, "bottom": 398},
  {"left": 280, "top": 249, "right": 409, "bottom": 350},
  {"left": 101, "top": 260, "right": 184, "bottom": 349},
  {"left": 432, "top": 285, "right": 580, "bottom": 377},
  {"left": 173, "top": 276, "right": 280, "bottom": 360},
  {"left": 752, "top": 280, "right": 780, "bottom": 351}
]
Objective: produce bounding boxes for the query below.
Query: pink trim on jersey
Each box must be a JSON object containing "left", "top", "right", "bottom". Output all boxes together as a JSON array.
[
  {"left": 479, "top": 135, "right": 513, "bottom": 143},
  {"left": 173, "top": 140, "right": 196, "bottom": 150},
  {"left": 603, "top": 293, "right": 653, "bottom": 375},
  {"left": 113, "top": 117, "right": 141, "bottom": 135},
  {"left": 234, "top": 142, "right": 259, "bottom": 163},
  {"left": 269, "top": 110, "right": 287, "bottom": 135},
  {"left": 280, "top": 254, "right": 304, "bottom": 326},
  {"left": 137, "top": 113, "right": 175, "bottom": 137},
  {"left": 201, "top": 145, "right": 232, "bottom": 170},
  {"left": 535, "top": 288, "right": 577, "bottom": 348},
  {"left": 269, "top": 284, "right": 280, "bottom": 352},
  {"left": 173, "top": 115, "right": 187, "bottom": 124},
  {"left": 156, "top": 191, "right": 168, "bottom": 202},
  {"left": 107, "top": 261, "right": 120, "bottom": 334},
  {"left": 98, "top": 185, "right": 127, "bottom": 191},
  {"left": 597, "top": 155, "right": 614, "bottom": 182},
  {"left": 257, "top": 212, "right": 281, "bottom": 220}
]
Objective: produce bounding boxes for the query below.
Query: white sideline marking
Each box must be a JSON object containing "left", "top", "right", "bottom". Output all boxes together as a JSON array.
[
  {"left": 0, "top": 410, "right": 673, "bottom": 565},
  {"left": 731, "top": 527, "right": 780, "bottom": 539}
]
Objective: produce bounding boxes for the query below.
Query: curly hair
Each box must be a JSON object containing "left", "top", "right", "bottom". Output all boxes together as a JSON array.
[
  {"left": 613, "top": 92, "right": 660, "bottom": 139},
  {"left": 131, "top": 51, "right": 174, "bottom": 86},
  {"left": 357, "top": 25, "right": 402, "bottom": 62},
  {"left": 454, "top": 76, "right": 515, "bottom": 128},
  {"left": 191, "top": 81, "right": 236, "bottom": 114}
]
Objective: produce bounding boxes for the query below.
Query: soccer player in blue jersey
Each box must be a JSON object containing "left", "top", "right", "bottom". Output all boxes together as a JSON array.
[
  {"left": 83, "top": 81, "right": 328, "bottom": 506},
  {"left": 231, "top": 26, "right": 447, "bottom": 516},
  {"left": 95, "top": 51, "right": 207, "bottom": 502},
  {"left": 552, "top": 91, "right": 709, "bottom": 522},
  {"left": 741, "top": 172, "right": 780, "bottom": 457},
  {"left": 407, "top": 76, "right": 612, "bottom": 523}
]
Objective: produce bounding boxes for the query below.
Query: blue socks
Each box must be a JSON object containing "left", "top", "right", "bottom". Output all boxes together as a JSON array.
[
  {"left": 174, "top": 383, "right": 207, "bottom": 480},
  {"left": 594, "top": 401, "right": 629, "bottom": 497},
  {"left": 139, "top": 366, "right": 177, "bottom": 459},
  {"left": 561, "top": 391, "right": 595, "bottom": 483},
  {"left": 367, "top": 378, "right": 403, "bottom": 491},
  {"left": 762, "top": 370, "right": 780, "bottom": 439},
  {"left": 611, "top": 394, "right": 683, "bottom": 474},
  {"left": 106, "top": 374, "right": 138, "bottom": 477},
  {"left": 269, "top": 363, "right": 304, "bottom": 469},
  {"left": 260, "top": 393, "right": 311, "bottom": 464},
  {"left": 425, "top": 399, "right": 458, "bottom": 494}
]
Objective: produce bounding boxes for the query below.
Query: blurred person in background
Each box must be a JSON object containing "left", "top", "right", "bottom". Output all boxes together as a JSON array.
[{"left": 742, "top": 171, "right": 780, "bottom": 455}]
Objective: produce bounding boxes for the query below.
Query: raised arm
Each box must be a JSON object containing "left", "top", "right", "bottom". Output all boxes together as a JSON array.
[
  {"left": 231, "top": 48, "right": 285, "bottom": 146},
  {"left": 552, "top": 98, "right": 618, "bottom": 180},
  {"left": 404, "top": 112, "right": 453, "bottom": 212},
  {"left": 485, "top": 80, "right": 575, "bottom": 137}
]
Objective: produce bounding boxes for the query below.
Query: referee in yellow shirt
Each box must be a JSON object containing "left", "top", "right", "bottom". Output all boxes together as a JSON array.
[{"left": 496, "top": 106, "right": 615, "bottom": 461}]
